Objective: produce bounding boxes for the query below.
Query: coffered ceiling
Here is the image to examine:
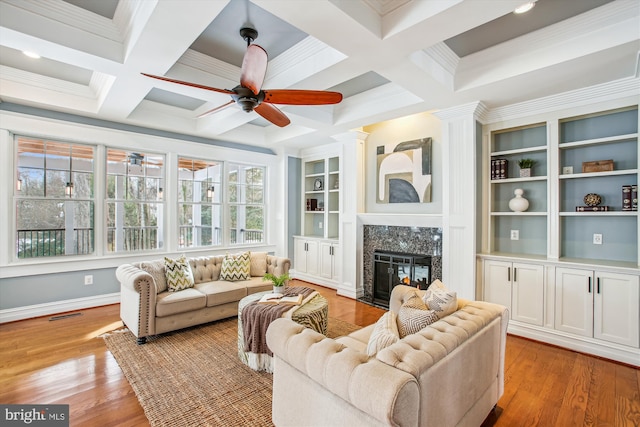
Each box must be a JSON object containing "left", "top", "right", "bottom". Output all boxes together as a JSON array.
[{"left": 0, "top": 0, "right": 638, "bottom": 151}]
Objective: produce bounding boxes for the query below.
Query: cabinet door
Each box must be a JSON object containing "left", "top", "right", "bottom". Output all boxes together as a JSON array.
[
  {"left": 594, "top": 272, "right": 640, "bottom": 347},
  {"left": 331, "top": 244, "right": 341, "bottom": 281},
  {"left": 294, "top": 239, "right": 308, "bottom": 274},
  {"left": 305, "top": 240, "right": 319, "bottom": 276},
  {"left": 484, "top": 260, "right": 512, "bottom": 310},
  {"left": 555, "top": 268, "right": 593, "bottom": 337},
  {"left": 511, "top": 263, "right": 545, "bottom": 326},
  {"left": 319, "top": 242, "right": 334, "bottom": 279}
]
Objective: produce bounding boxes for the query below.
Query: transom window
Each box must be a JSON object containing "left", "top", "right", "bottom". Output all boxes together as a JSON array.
[
  {"left": 106, "top": 149, "right": 165, "bottom": 252},
  {"left": 15, "top": 136, "right": 95, "bottom": 258}
]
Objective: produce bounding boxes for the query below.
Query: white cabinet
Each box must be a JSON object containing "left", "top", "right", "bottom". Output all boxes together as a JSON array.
[
  {"left": 319, "top": 241, "right": 340, "bottom": 281},
  {"left": 294, "top": 238, "right": 318, "bottom": 276},
  {"left": 293, "top": 236, "right": 340, "bottom": 288},
  {"left": 484, "top": 260, "right": 545, "bottom": 326},
  {"left": 556, "top": 268, "right": 639, "bottom": 347}
]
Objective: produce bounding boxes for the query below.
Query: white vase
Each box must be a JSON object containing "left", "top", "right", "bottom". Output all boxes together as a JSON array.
[
  {"left": 273, "top": 285, "right": 285, "bottom": 294},
  {"left": 509, "top": 188, "right": 529, "bottom": 212}
]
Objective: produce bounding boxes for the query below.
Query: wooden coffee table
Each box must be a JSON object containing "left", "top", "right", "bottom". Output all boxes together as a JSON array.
[{"left": 237, "top": 289, "right": 328, "bottom": 372}]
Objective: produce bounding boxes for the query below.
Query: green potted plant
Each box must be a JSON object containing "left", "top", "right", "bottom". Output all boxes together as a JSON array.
[
  {"left": 263, "top": 272, "right": 290, "bottom": 294},
  {"left": 517, "top": 158, "right": 536, "bottom": 177}
]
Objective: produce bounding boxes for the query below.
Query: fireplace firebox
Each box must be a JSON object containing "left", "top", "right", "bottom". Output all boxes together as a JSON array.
[{"left": 373, "top": 250, "right": 432, "bottom": 308}]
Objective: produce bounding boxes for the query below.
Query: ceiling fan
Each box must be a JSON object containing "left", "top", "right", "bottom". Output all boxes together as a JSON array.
[{"left": 142, "top": 27, "right": 343, "bottom": 127}]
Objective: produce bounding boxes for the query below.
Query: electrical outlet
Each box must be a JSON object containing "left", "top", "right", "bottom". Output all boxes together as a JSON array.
[
  {"left": 319, "top": 221, "right": 323, "bottom": 229},
  {"left": 510, "top": 230, "right": 519, "bottom": 240},
  {"left": 84, "top": 275, "right": 93, "bottom": 285},
  {"left": 593, "top": 234, "right": 603, "bottom": 245}
]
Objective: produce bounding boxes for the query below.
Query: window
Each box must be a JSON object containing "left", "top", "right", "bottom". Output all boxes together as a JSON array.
[
  {"left": 228, "top": 163, "right": 265, "bottom": 244},
  {"left": 178, "top": 157, "right": 222, "bottom": 248},
  {"left": 106, "top": 150, "right": 164, "bottom": 252},
  {"left": 15, "top": 136, "right": 95, "bottom": 258}
]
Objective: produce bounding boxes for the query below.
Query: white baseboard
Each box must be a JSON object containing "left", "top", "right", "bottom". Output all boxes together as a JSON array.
[{"left": 0, "top": 293, "right": 120, "bottom": 323}]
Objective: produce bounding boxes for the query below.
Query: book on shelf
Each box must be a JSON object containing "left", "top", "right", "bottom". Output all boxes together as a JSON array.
[
  {"left": 491, "top": 158, "right": 508, "bottom": 180},
  {"left": 633, "top": 184, "right": 638, "bottom": 211},
  {"left": 306, "top": 198, "right": 318, "bottom": 211},
  {"left": 258, "top": 293, "right": 303, "bottom": 305},
  {"left": 622, "top": 185, "right": 632, "bottom": 211},
  {"left": 575, "top": 206, "right": 611, "bottom": 212}
]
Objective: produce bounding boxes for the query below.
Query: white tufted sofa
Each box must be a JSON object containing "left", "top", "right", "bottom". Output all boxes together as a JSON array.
[
  {"left": 116, "top": 253, "right": 290, "bottom": 344},
  {"left": 266, "top": 284, "right": 509, "bottom": 427}
]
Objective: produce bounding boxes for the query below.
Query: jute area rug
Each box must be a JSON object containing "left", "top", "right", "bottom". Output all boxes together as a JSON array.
[{"left": 103, "top": 317, "right": 361, "bottom": 427}]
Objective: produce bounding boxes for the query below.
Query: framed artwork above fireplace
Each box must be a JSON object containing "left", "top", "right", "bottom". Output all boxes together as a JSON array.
[{"left": 376, "top": 137, "right": 432, "bottom": 204}]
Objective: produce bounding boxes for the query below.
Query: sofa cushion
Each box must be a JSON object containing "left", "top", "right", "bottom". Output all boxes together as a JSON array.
[
  {"left": 190, "top": 256, "right": 223, "bottom": 284},
  {"left": 423, "top": 279, "right": 457, "bottom": 319},
  {"left": 250, "top": 251, "right": 268, "bottom": 277},
  {"left": 366, "top": 311, "right": 400, "bottom": 356},
  {"left": 155, "top": 288, "right": 206, "bottom": 317},
  {"left": 397, "top": 293, "right": 439, "bottom": 337},
  {"left": 194, "top": 281, "right": 248, "bottom": 307},
  {"left": 220, "top": 251, "right": 251, "bottom": 281},
  {"left": 164, "top": 255, "right": 195, "bottom": 292},
  {"left": 140, "top": 260, "right": 167, "bottom": 293}
]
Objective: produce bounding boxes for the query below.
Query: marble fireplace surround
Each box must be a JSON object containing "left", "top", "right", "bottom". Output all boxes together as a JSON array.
[{"left": 360, "top": 223, "right": 443, "bottom": 305}]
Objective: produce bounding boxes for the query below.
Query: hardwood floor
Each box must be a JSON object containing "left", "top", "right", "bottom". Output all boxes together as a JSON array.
[{"left": 1, "top": 280, "right": 638, "bottom": 426}]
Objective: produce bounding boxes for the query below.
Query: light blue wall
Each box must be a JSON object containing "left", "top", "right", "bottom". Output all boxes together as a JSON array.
[
  {"left": 288, "top": 156, "right": 302, "bottom": 260},
  {"left": 0, "top": 268, "right": 119, "bottom": 309}
]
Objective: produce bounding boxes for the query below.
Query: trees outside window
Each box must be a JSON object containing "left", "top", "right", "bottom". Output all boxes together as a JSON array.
[
  {"left": 15, "top": 137, "right": 94, "bottom": 258},
  {"left": 178, "top": 157, "right": 222, "bottom": 248},
  {"left": 106, "top": 150, "right": 164, "bottom": 252},
  {"left": 228, "top": 163, "right": 265, "bottom": 244}
]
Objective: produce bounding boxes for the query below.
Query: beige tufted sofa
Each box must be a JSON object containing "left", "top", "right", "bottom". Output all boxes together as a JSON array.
[
  {"left": 266, "top": 284, "right": 509, "bottom": 427},
  {"left": 116, "top": 253, "right": 290, "bottom": 344}
]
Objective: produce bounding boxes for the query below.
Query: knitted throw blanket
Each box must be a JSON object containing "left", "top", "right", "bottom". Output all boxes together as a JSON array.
[{"left": 242, "top": 286, "right": 316, "bottom": 356}]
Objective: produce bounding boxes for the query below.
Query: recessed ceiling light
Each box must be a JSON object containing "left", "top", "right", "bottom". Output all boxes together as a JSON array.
[
  {"left": 23, "top": 51, "right": 41, "bottom": 59},
  {"left": 514, "top": 2, "right": 535, "bottom": 14}
]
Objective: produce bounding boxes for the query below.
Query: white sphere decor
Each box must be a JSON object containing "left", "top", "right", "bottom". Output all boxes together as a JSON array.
[{"left": 509, "top": 188, "right": 529, "bottom": 212}]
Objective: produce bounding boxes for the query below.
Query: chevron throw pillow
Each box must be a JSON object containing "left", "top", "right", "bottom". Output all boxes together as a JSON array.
[
  {"left": 423, "top": 279, "right": 457, "bottom": 319},
  {"left": 397, "top": 293, "right": 439, "bottom": 338},
  {"left": 220, "top": 251, "right": 251, "bottom": 282},
  {"left": 164, "top": 255, "right": 195, "bottom": 292}
]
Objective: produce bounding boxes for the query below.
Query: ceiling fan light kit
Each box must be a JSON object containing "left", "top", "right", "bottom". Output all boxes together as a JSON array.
[{"left": 142, "top": 27, "right": 342, "bottom": 127}]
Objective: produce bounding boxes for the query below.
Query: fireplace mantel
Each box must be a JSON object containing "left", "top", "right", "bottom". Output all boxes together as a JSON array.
[{"left": 358, "top": 213, "right": 443, "bottom": 228}]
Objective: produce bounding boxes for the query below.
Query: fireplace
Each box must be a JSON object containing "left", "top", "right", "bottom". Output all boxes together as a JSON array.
[{"left": 373, "top": 250, "right": 432, "bottom": 308}]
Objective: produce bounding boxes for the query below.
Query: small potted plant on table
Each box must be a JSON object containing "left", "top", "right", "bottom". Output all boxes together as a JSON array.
[
  {"left": 263, "top": 272, "right": 290, "bottom": 294},
  {"left": 518, "top": 158, "right": 536, "bottom": 177}
]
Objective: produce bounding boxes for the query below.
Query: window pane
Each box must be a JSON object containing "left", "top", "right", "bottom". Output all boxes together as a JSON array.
[
  {"left": 45, "top": 141, "right": 70, "bottom": 171},
  {"left": 46, "top": 170, "right": 68, "bottom": 198},
  {"left": 16, "top": 199, "right": 94, "bottom": 258},
  {"left": 179, "top": 180, "right": 193, "bottom": 202},
  {"left": 72, "top": 171, "right": 94, "bottom": 199},
  {"left": 229, "top": 184, "right": 239, "bottom": 203},
  {"left": 106, "top": 201, "right": 161, "bottom": 252},
  {"left": 17, "top": 167, "right": 44, "bottom": 197}
]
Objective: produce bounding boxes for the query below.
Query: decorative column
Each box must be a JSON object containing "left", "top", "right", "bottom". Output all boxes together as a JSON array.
[
  {"left": 332, "top": 130, "right": 368, "bottom": 299},
  {"left": 434, "top": 102, "right": 487, "bottom": 300}
]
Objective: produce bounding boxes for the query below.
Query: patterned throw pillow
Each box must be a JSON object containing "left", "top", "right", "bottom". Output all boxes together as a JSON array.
[
  {"left": 397, "top": 293, "right": 439, "bottom": 338},
  {"left": 366, "top": 311, "right": 400, "bottom": 356},
  {"left": 220, "top": 251, "right": 251, "bottom": 281},
  {"left": 423, "top": 279, "right": 458, "bottom": 319},
  {"left": 164, "top": 255, "right": 195, "bottom": 292},
  {"left": 249, "top": 251, "right": 268, "bottom": 277}
]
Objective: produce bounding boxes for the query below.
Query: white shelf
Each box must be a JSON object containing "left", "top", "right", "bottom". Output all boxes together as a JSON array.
[
  {"left": 558, "top": 133, "right": 638, "bottom": 149},
  {"left": 491, "top": 212, "right": 547, "bottom": 216},
  {"left": 560, "top": 211, "right": 637, "bottom": 216},
  {"left": 559, "top": 169, "right": 638, "bottom": 179},
  {"left": 491, "top": 176, "right": 547, "bottom": 184},
  {"left": 491, "top": 146, "right": 547, "bottom": 157}
]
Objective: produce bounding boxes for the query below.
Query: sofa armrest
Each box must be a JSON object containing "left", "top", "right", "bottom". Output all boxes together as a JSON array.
[
  {"left": 115, "top": 264, "right": 158, "bottom": 339},
  {"left": 267, "top": 318, "right": 419, "bottom": 426},
  {"left": 266, "top": 255, "right": 291, "bottom": 277}
]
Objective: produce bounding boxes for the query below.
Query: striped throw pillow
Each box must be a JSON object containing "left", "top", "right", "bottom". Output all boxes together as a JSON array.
[
  {"left": 164, "top": 255, "right": 195, "bottom": 292},
  {"left": 366, "top": 311, "right": 400, "bottom": 356},
  {"left": 220, "top": 251, "right": 251, "bottom": 281}
]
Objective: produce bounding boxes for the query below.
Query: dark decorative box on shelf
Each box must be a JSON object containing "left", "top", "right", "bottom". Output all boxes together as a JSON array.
[
  {"left": 576, "top": 206, "right": 611, "bottom": 212},
  {"left": 582, "top": 159, "right": 613, "bottom": 173},
  {"left": 306, "top": 198, "right": 318, "bottom": 211}
]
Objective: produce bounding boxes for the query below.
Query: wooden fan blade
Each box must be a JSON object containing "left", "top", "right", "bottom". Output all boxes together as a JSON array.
[
  {"left": 141, "top": 73, "right": 234, "bottom": 95},
  {"left": 240, "top": 44, "right": 268, "bottom": 95},
  {"left": 263, "top": 90, "right": 342, "bottom": 105},
  {"left": 197, "top": 100, "right": 235, "bottom": 118},
  {"left": 255, "top": 103, "right": 291, "bottom": 127}
]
